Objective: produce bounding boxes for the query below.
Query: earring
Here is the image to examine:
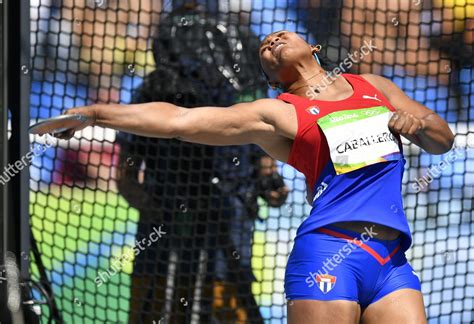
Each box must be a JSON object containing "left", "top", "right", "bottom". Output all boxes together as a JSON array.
[
  {"left": 313, "top": 53, "right": 322, "bottom": 65},
  {"left": 312, "top": 44, "right": 323, "bottom": 65}
]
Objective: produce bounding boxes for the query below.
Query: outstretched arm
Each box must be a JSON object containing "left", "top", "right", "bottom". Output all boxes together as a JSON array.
[
  {"left": 55, "top": 99, "right": 282, "bottom": 146},
  {"left": 362, "top": 74, "right": 455, "bottom": 154}
]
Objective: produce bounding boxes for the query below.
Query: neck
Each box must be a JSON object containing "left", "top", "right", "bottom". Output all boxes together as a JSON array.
[
  {"left": 281, "top": 60, "right": 330, "bottom": 98},
  {"left": 286, "top": 70, "right": 327, "bottom": 97}
]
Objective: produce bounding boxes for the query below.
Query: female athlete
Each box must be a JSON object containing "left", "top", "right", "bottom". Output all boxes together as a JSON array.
[{"left": 55, "top": 31, "right": 454, "bottom": 323}]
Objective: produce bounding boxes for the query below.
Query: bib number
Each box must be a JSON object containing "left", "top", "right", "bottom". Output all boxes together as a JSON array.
[{"left": 317, "top": 106, "right": 402, "bottom": 175}]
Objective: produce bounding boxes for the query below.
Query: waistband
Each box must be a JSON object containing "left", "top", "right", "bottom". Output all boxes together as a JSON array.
[
  {"left": 323, "top": 224, "right": 401, "bottom": 243},
  {"left": 317, "top": 225, "right": 402, "bottom": 266}
]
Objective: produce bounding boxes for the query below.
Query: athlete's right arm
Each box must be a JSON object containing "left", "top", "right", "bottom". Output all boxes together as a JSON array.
[{"left": 55, "top": 99, "right": 293, "bottom": 147}]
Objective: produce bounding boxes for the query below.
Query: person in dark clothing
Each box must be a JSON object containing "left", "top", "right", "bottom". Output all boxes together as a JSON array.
[{"left": 116, "top": 6, "right": 288, "bottom": 323}]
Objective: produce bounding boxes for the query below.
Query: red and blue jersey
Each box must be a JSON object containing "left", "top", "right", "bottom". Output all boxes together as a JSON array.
[{"left": 278, "top": 73, "right": 412, "bottom": 251}]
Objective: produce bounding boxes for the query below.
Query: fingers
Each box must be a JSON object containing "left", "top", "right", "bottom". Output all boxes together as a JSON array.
[
  {"left": 388, "top": 111, "right": 423, "bottom": 136},
  {"left": 53, "top": 129, "right": 75, "bottom": 140},
  {"left": 64, "top": 107, "right": 97, "bottom": 126},
  {"left": 389, "top": 112, "right": 407, "bottom": 133},
  {"left": 51, "top": 107, "right": 95, "bottom": 140},
  {"left": 64, "top": 107, "right": 83, "bottom": 116},
  {"left": 407, "top": 121, "right": 422, "bottom": 135}
]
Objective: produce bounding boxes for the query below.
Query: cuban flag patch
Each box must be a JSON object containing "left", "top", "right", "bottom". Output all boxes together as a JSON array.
[
  {"left": 316, "top": 274, "right": 337, "bottom": 294},
  {"left": 306, "top": 106, "right": 320, "bottom": 115}
]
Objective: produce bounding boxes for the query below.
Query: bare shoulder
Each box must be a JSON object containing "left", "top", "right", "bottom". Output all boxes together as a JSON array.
[
  {"left": 360, "top": 73, "right": 389, "bottom": 88},
  {"left": 359, "top": 73, "right": 385, "bottom": 83},
  {"left": 239, "top": 98, "right": 297, "bottom": 139},
  {"left": 235, "top": 98, "right": 293, "bottom": 114},
  {"left": 238, "top": 98, "right": 297, "bottom": 162},
  {"left": 360, "top": 73, "right": 401, "bottom": 98},
  {"left": 360, "top": 73, "right": 435, "bottom": 117}
]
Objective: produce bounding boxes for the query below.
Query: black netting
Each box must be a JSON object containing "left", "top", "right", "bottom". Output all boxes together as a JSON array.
[{"left": 28, "top": 0, "right": 473, "bottom": 323}]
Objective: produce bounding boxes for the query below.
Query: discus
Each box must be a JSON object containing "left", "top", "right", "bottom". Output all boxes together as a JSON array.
[{"left": 28, "top": 114, "right": 91, "bottom": 135}]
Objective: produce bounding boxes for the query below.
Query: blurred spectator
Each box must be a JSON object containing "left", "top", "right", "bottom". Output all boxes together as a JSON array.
[
  {"left": 60, "top": 0, "right": 159, "bottom": 103},
  {"left": 339, "top": 0, "right": 453, "bottom": 81},
  {"left": 116, "top": 5, "right": 288, "bottom": 323}
]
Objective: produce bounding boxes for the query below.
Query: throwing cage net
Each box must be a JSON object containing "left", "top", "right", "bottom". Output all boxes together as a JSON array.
[{"left": 28, "top": 0, "right": 473, "bottom": 323}]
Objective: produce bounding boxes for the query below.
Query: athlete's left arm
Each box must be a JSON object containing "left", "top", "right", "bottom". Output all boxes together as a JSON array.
[{"left": 361, "top": 74, "right": 454, "bottom": 154}]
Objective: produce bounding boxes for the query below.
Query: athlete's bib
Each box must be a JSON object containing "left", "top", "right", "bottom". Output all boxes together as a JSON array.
[{"left": 317, "top": 106, "right": 401, "bottom": 174}]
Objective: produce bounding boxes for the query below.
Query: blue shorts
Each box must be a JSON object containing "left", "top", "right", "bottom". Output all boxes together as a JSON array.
[{"left": 285, "top": 225, "right": 421, "bottom": 308}]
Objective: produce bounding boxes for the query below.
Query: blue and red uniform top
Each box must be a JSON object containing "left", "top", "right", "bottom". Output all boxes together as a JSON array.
[{"left": 278, "top": 73, "right": 412, "bottom": 251}]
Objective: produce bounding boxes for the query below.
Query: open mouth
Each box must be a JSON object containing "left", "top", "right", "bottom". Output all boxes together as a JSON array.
[{"left": 271, "top": 42, "right": 286, "bottom": 57}]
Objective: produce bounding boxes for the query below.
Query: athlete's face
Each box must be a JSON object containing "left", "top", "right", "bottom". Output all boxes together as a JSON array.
[{"left": 259, "top": 31, "right": 314, "bottom": 85}]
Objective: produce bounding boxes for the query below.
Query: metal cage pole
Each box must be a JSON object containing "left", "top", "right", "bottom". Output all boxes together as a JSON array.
[
  {"left": 10, "top": 0, "right": 31, "bottom": 286},
  {"left": 0, "top": 0, "right": 9, "bottom": 318},
  {"left": 0, "top": 0, "right": 32, "bottom": 322}
]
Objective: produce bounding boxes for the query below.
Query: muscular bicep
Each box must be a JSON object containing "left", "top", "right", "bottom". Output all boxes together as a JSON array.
[
  {"left": 362, "top": 73, "right": 454, "bottom": 153},
  {"left": 173, "top": 99, "right": 288, "bottom": 146}
]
